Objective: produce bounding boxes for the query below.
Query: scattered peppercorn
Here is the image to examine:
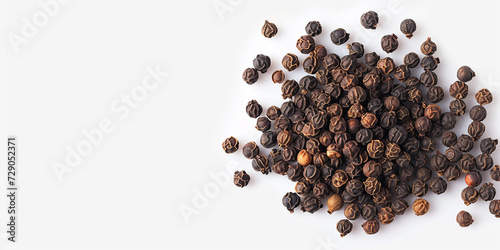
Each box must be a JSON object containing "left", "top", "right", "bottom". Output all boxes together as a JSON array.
[
  {"left": 469, "top": 105, "right": 487, "bottom": 121},
  {"left": 362, "top": 219, "right": 380, "bottom": 235},
  {"left": 271, "top": 70, "right": 285, "bottom": 84},
  {"left": 222, "top": 136, "right": 239, "bottom": 153},
  {"left": 404, "top": 52, "right": 420, "bottom": 68},
  {"left": 457, "top": 65, "right": 475, "bottom": 82},
  {"left": 336, "top": 219, "right": 353, "bottom": 237},
  {"left": 456, "top": 211, "right": 474, "bottom": 227},
  {"left": 282, "top": 53, "right": 300, "bottom": 71},
  {"left": 479, "top": 183, "right": 496, "bottom": 201},
  {"left": 282, "top": 192, "right": 301, "bottom": 213},
  {"left": 420, "top": 37, "right": 437, "bottom": 55},
  {"left": 475, "top": 88, "right": 493, "bottom": 105},
  {"left": 491, "top": 165, "right": 500, "bottom": 182},
  {"left": 381, "top": 34, "right": 399, "bottom": 53},
  {"left": 360, "top": 11, "right": 379, "bottom": 29},
  {"left": 400, "top": 18, "right": 416, "bottom": 38},
  {"left": 233, "top": 171, "right": 250, "bottom": 188},
  {"left": 242, "top": 68, "right": 259, "bottom": 84},
  {"left": 330, "top": 28, "right": 350, "bottom": 45},
  {"left": 490, "top": 200, "right": 500, "bottom": 218},
  {"left": 413, "top": 198, "right": 429, "bottom": 216},
  {"left": 305, "top": 21, "right": 322, "bottom": 36},
  {"left": 461, "top": 186, "right": 479, "bottom": 206}
]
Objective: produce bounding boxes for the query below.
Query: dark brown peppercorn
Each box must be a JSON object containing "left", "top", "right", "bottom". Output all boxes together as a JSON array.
[
  {"left": 304, "top": 165, "right": 320, "bottom": 183},
  {"left": 421, "top": 56, "right": 439, "bottom": 71},
  {"left": 268, "top": 149, "right": 281, "bottom": 164},
  {"left": 233, "top": 171, "right": 250, "bottom": 188},
  {"left": 407, "top": 87, "right": 423, "bottom": 104},
  {"left": 440, "top": 112, "right": 456, "bottom": 130},
  {"left": 481, "top": 138, "right": 498, "bottom": 154},
  {"left": 255, "top": 117, "right": 271, "bottom": 132},
  {"left": 343, "top": 141, "right": 361, "bottom": 159},
  {"left": 378, "top": 207, "right": 395, "bottom": 224},
  {"left": 461, "top": 186, "right": 479, "bottom": 206},
  {"left": 449, "top": 99, "right": 466, "bottom": 116},
  {"left": 430, "top": 151, "right": 448, "bottom": 176},
  {"left": 412, "top": 180, "right": 428, "bottom": 197},
  {"left": 340, "top": 54, "right": 358, "bottom": 73},
  {"left": 391, "top": 199, "right": 409, "bottom": 215},
  {"left": 330, "top": 28, "right": 350, "bottom": 45},
  {"left": 347, "top": 42, "right": 364, "bottom": 58},
  {"left": 363, "top": 160, "right": 382, "bottom": 178},
  {"left": 306, "top": 138, "right": 321, "bottom": 155},
  {"left": 323, "top": 53, "right": 341, "bottom": 70},
  {"left": 361, "top": 113, "right": 378, "bottom": 129},
  {"left": 417, "top": 166, "right": 432, "bottom": 182},
  {"left": 441, "top": 131, "right": 457, "bottom": 148},
  {"left": 400, "top": 19, "right": 416, "bottom": 38},
  {"left": 427, "top": 86, "right": 444, "bottom": 103},
  {"left": 296, "top": 35, "right": 315, "bottom": 54},
  {"left": 479, "top": 183, "right": 496, "bottom": 201},
  {"left": 459, "top": 154, "right": 476, "bottom": 173},
  {"left": 404, "top": 52, "right": 420, "bottom": 68},
  {"left": 373, "top": 187, "right": 391, "bottom": 207},
  {"left": 305, "top": 21, "right": 322, "bottom": 37},
  {"left": 271, "top": 70, "right": 285, "bottom": 84},
  {"left": 222, "top": 136, "right": 239, "bottom": 154},
  {"left": 377, "top": 57, "right": 395, "bottom": 74},
  {"left": 475, "top": 89, "right": 493, "bottom": 105},
  {"left": 415, "top": 117, "right": 432, "bottom": 136},
  {"left": 424, "top": 104, "right": 441, "bottom": 122},
  {"left": 361, "top": 203, "right": 377, "bottom": 220},
  {"left": 468, "top": 121, "right": 485, "bottom": 141},
  {"left": 252, "top": 154, "right": 270, "bottom": 175},
  {"left": 395, "top": 183, "right": 411, "bottom": 198},
  {"left": 413, "top": 198, "right": 430, "bottom": 216},
  {"left": 272, "top": 160, "right": 288, "bottom": 175},
  {"left": 303, "top": 56, "right": 319, "bottom": 74},
  {"left": 404, "top": 76, "right": 421, "bottom": 89},
  {"left": 329, "top": 116, "right": 347, "bottom": 135},
  {"left": 362, "top": 219, "right": 380, "bottom": 235},
  {"left": 367, "top": 140, "right": 385, "bottom": 159},
  {"left": 242, "top": 67, "right": 259, "bottom": 86},
  {"left": 360, "top": 11, "right": 379, "bottom": 29},
  {"left": 281, "top": 80, "right": 299, "bottom": 99},
  {"left": 365, "top": 52, "right": 380, "bottom": 66},
  {"left": 457, "top": 65, "right": 475, "bottom": 82},
  {"left": 476, "top": 153, "right": 494, "bottom": 171},
  {"left": 381, "top": 34, "right": 398, "bottom": 53},
  {"left": 282, "top": 147, "right": 297, "bottom": 161},
  {"left": 300, "top": 196, "right": 323, "bottom": 213},
  {"left": 362, "top": 72, "right": 381, "bottom": 90},
  {"left": 394, "top": 64, "right": 410, "bottom": 81},
  {"left": 344, "top": 203, "right": 361, "bottom": 220},
  {"left": 457, "top": 134, "right": 475, "bottom": 152},
  {"left": 313, "top": 182, "right": 331, "bottom": 199},
  {"left": 336, "top": 219, "right": 353, "bottom": 237},
  {"left": 444, "top": 164, "right": 461, "bottom": 181},
  {"left": 310, "top": 45, "right": 327, "bottom": 61},
  {"left": 470, "top": 105, "right": 487, "bottom": 121},
  {"left": 364, "top": 177, "right": 381, "bottom": 195},
  {"left": 246, "top": 100, "right": 262, "bottom": 118},
  {"left": 346, "top": 179, "right": 364, "bottom": 197},
  {"left": 260, "top": 131, "right": 277, "bottom": 148},
  {"left": 356, "top": 129, "right": 373, "bottom": 145},
  {"left": 261, "top": 20, "right": 278, "bottom": 38},
  {"left": 492, "top": 165, "right": 500, "bottom": 181},
  {"left": 490, "top": 200, "right": 500, "bottom": 217},
  {"left": 420, "top": 37, "right": 437, "bottom": 55},
  {"left": 287, "top": 164, "right": 303, "bottom": 182},
  {"left": 420, "top": 70, "right": 438, "bottom": 87},
  {"left": 428, "top": 177, "right": 447, "bottom": 194},
  {"left": 253, "top": 54, "right": 271, "bottom": 73},
  {"left": 319, "top": 130, "right": 335, "bottom": 147},
  {"left": 282, "top": 192, "right": 300, "bottom": 213},
  {"left": 277, "top": 130, "right": 294, "bottom": 148},
  {"left": 332, "top": 170, "right": 349, "bottom": 188},
  {"left": 456, "top": 210, "right": 474, "bottom": 227},
  {"left": 450, "top": 81, "right": 468, "bottom": 99},
  {"left": 282, "top": 53, "right": 299, "bottom": 72},
  {"left": 242, "top": 141, "right": 259, "bottom": 159},
  {"left": 445, "top": 146, "right": 462, "bottom": 163}
]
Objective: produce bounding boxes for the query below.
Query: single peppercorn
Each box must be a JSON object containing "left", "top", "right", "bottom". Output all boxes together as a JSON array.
[
  {"left": 305, "top": 21, "right": 322, "bottom": 36},
  {"left": 300, "top": 196, "right": 323, "bottom": 214},
  {"left": 296, "top": 149, "right": 312, "bottom": 166},
  {"left": 378, "top": 207, "right": 395, "bottom": 225},
  {"left": 310, "top": 45, "right": 327, "bottom": 61},
  {"left": 360, "top": 203, "right": 377, "bottom": 220},
  {"left": 242, "top": 141, "right": 259, "bottom": 159},
  {"left": 233, "top": 171, "right": 250, "bottom": 188},
  {"left": 427, "top": 86, "right": 444, "bottom": 103},
  {"left": 246, "top": 100, "right": 262, "bottom": 118},
  {"left": 479, "top": 183, "right": 496, "bottom": 201},
  {"left": 456, "top": 211, "right": 474, "bottom": 227},
  {"left": 462, "top": 186, "right": 479, "bottom": 206},
  {"left": 424, "top": 104, "right": 441, "bottom": 122},
  {"left": 362, "top": 219, "right": 380, "bottom": 235},
  {"left": 444, "top": 164, "right": 461, "bottom": 181},
  {"left": 277, "top": 130, "right": 294, "bottom": 148},
  {"left": 271, "top": 70, "right": 285, "bottom": 84},
  {"left": 457, "top": 65, "right": 475, "bottom": 82},
  {"left": 255, "top": 117, "right": 271, "bottom": 132},
  {"left": 346, "top": 179, "right": 364, "bottom": 197},
  {"left": 428, "top": 177, "right": 447, "bottom": 194},
  {"left": 252, "top": 154, "right": 270, "bottom": 175},
  {"left": 313, "top": 182, "right": 331, "bottom": 199},
  {"left": 391, "top": 199, "right": 409, "bottom": 215},
  {"left": 365, "top": 52, "right": 380, "bottom": 66},
  {"left": 492, "top": 165, "right": 500, "bottom": 181},
  {"left": 420, "top": 37, "right": 437, "bottom": 55},
  {"left": 442, "top": 131, "right": 457, "bottom": 147},
  {"left": 296, "top": 35, "right": 315, "bottom": 54},
  {"left": 404, "top": 52, "right": 420, "bottom": 68},
  {"left": 367, "top": 140, "right": 385, "bottom": 159},
  {"left": 468, "top": 121, "right": 485, "bottom": 141},
  {"left": 381, "top": 34, "right": 398, "bottom": 53},
  {"left": 413, "top": 198, "right": 429, "bottom": 216},
  {"left": 347, "top": 42, "right": 364, "bottom": 58},
  {"left": 394, "top": 64, "right": 411, "bottom": 81},
  {"left": 330, "top": 28, "right": 350, "bottom": 45},
  {"left": 340, "top": 54, "right": 358, "bottom": 73},
  {"left": 445, "top": 146, "right": 462, "bottom": 163},
  {"left": 469, "top": 105, "right": 487, "bottom": 122},
  {"left": 449, "top": 99, "right": 466, "bottom": 116},
  {"left": 336, "top": 219, "right": 353, "bottom": 237},
  {"left": 272, "top": 160, "right": 288, "bottom": 175},
  {"left": 282, "top": 53, "right": 300, "bottom": 72},
  {"left": 281, "top": 80, "right": 299, "bottom": 99},
  {"left": 476, "top": 153, "right": 494, "bottom": 171},
  {"left": 459, "top": 154, "right": 476, "bottom": 173},
  {"left": 400, "top": 19, "right": 416, "bottom": 38},
  {"left": 282, "top": 192, "right": 300, "bottom": 213},
  {"left": 420, "top": 70, "right": 438, "bottom": 87},
  {"left": 222, "top": 136, "right": 239, "bottom": 154},
  {"left": 475, "top": 88, "right": 493, "bottom": 105},
  {"left": 490, "top": 200, "right": 500, "bottom": 217},
  {"left": 287, "top": 164, "right": 303, "bottom": 182},
  {"left": 260, "top": 131, "right": 277, "bottom": 149},
  {"left": 417, "top": 166, "right": 432, "bottom": 182},
  {"left": 261, "top": 20, "right": 278, "bottom": 38},
  {"left": 332, "top": 170, "right": 349, "bottom": 188},
  {"left": 449, "top": 81, "right": 468, "bottom": 99},
  {"left": 253, "top": 54, "right": 271, "bottom": 73},
  {"left": 441, "top": 113, "right": 457, "bottom": 131},
  {"left": 421, "top": 56, "right": 439, "bottom": 71},
  {"left": 412, "top": 180, "right": 428, "bottom": 197},
  {"left": 360, "top": 11, "right": 379, "bottom": 29},
  {"left": 457, "top": 134, "right": 474, "bottom": 152},
  {"left": 344, "top": 203, "right": 361, "bottom": 220}
]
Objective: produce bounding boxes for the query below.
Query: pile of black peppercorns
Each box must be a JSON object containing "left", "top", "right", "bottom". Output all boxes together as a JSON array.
[{"left": 223, "top": 11, "right": 499, "bottom": 237}]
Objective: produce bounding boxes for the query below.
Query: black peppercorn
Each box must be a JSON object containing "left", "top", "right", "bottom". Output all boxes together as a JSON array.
[
  {"left": 400, "top": 18, "right": 416, "bottom": 38},
  {"left": 430, "top": 151, "right": 448, "bottom": 176},
  {"left": 412, "top": 150, "right": 428, "bottom": 168},
  {"left": 468, "top": 121, "right": 485, "bottom": 141},
  {"left": 449, "top": 81, "right": 468, "bottom": 99},
  {"left": 313, "top": 182, "right": 331, "bottom": 199},
  {"left": 391, "top": 199, "right": 409, "bottom": 215},
  {"left": 427, "top": 86, "right": 444, "bottom": 104},
  {"left": 476, "top": 153, "right": 494, "bottom": 171},
  {"left": 310, "top": 45, "right": 327, "bottom": 61},
  {"left": 282, "top": 192, "right": 301, "bottom": 213},
  {"left": 277, "top": 130, "right": 294, "bottom": 148},
  {"left": 261, "top": 20, "right": 278, "bottom": 38},
  {"left": 481, "top": 138, "right": 498, "bottom": 154},
  {"left": 417, "top": 166, "right": 432, "bottom": 182},
  {"left": 492, "top": 165, "right": 500, "bottom": 181},
  {"left": 287, "top": 164, "right": 303, "bottom": 182},
  {"left": 362, "top": 219, "right": 380, "bottom": 235},
  {"left": 282, "top": 147, "right": 297, "bottom": 162},
  {"left": 380, "top": 111, "right": 397, "bottom": 129},
  {"left": 461, "top": 186, "right": 479, "bottom": 206},
  {"left": 268, "top": 149, "right": 281, "bottom": 165},
  {"left": 420, "top": 37, "right": 437, "bottom": 55},
  {"left": 415, "top": 117, "right": 432, "bottom": 136},
  {"left": 356, "top": 129, "right": 373, "bottom": 146},
  {"left": 233, "top": 171, "right": 250, "bottom": 188},
  {"left": 469, "top": 105, "right": 487, "bottom": 122},
  {"left": 305, "top": 21, "right": 322, "bottom": 37},
  {"left": 255, "top": 117, "right": 271, "bottom": 132},
  {"left": 387, "top": 125, "right": 407, "bottom": 145},
  {"left": 323, "top": 54, "right": 341, "bottom": 71},
  {"left": 407, "top": 87, "right": 423, "bottom": 104},
  {"left": 424, "top": 104, "right": 441, "bottom": 122},
  {"left": 296, "top": 35, "right": 315, "bottom": 54},
  {"left": 271, "top": 159, "right": 288, "bottom": 175},
  {"left": 367, "top": 140, "right": 385, "bottom": 159},
  {"left": 394, "top": 64, "right": 410, "bottom": 81},
  {"left": 365, "top": 52, "right": 380, "bottom": 66},
  {"left": 303, "top": 56, "right": 319, "bottom": 74},
  {"left": 373, "top": 187, "right": 391, "bottom": 207},
  {"left": 456, "top": 210, "right": 474, "bottom": 227},
  {"left": 344, "top": 203, "right": 361, "bottom": 220},
  {"left": 340, "top": 54, "right": 358, "bottom": 73},
  {"left": 343, "top": 141, "right": 361, "bottom": 159},
  {"left": 347, "top": 42, "right": 364, "bottom": 58},
  {"left": 246, "top": 100, "right": 262, "bottom": 118},
  {"left": 428, "top": 177, "right": 447, "bottom": 194},
  {"left": 378, "top": 207, "right": 395, "bottom": 225},
  {"left": 252, "top": 154, "right": 270, "bottom": 175},
  {"left": 272, "top": 70, "right": 285, "bottom": 84},
  {"left": 253, "top": 54, "right": 271, "bottom": 73},
  {"left": 301, "top": 196, "right": 323, "bottom": 214},
  {"left": 421, "top": 56, "right": 439, "bottom": 71},
  {"left": 457, "top": 65, "right": 475, "bottom": 82},
  {"left": 281, "top": 80, "right": 299, "bottom": 99},
  {"left": 332, "top": 170, "right": 349, "bottom": 188},
  {"left": 303, "top": 165, "right": 320, "bottom": 183},
  {"left": 265, "top": 106, "right": 281, "bottom": 121},
  {"left": 441, "top": 131, "right": 457, "bottom": 147},
  {"left": 445, "top": 146, "right": 462, "bottom": 163},
  {"left": 222, "top": 136, "right": 239, "bottom": 154},
  {"left": 242, "top": 68, "right": 259, "bottom": 85},
  {"left": 377, "top": 57, "right": 395, "bottom": 74},
  {"left": 281, "top": 101, "right": 295, "bottom": 117},
  {"left": 336, "top": 219, "right": 353, "bottom": 237},
  {"left": 479, "top": 183, "right": 496, "bottom": 201},
  {"left": 449, "top": 99, "right": 466, "bottom": 116},
  {"left": 420, "top": 70, "right": 438, "bottom": 87},
  {"left": 381, "top": 34, "right": 398, "bottom": 53},
  {"left": 242, "top": 141, "right": 259, "bottom": 159},
  {"left": 412, "top": 179, "right": 428, "bottom": 197},
  {"left": 360, "top": 11, "right": 379, "bottom": 29},
  {"left": 476, "top": 88, "right": 493, "bottom": 105},
  {"left": 402, "top": 137, "right": 420, "bottom": 155},
  {"left": 330, "top": 28, "right": 350, "bottom": 45},
  {"left": 440, "top": 112, "right": 456, "bottom": 130},
  {"left": 443, "top": 164, "right": 461, "bottom": 181},
  {"left": 363, "top": 177, "right": 381, "bottom": 196},
  {"left": 395, "top": 183, "right": 411, "bottom": 198},
  {"left": 260, "top": 131, "right": 277, "bottom": 149},
  {"left": 282, "top": 53, "right": 300, "bottom": 71},
  {"left": 490, "top": 200, "right": 500, "bottom": 218},
  {"left": 459, "top": 154, "right": 476, "bottom": 173},
  {"left": 404, "top": 52, "right": 420, "bottom": 68},
  {"left": 404, "top": 76, "right": 420, "bottom": 89},
  {"left": 361, "top": 203, "right": 377, "bottom": 220}
]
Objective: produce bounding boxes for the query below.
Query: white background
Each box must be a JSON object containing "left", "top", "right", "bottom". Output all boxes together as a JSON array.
[{"left": 1, "top": 0, "right": 500, "bottom": 249}]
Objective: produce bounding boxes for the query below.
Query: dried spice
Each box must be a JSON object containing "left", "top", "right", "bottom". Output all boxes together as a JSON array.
[
  {"left": 261, "top": 20, "right": 278, "bottom": 38},
  {"left": 233, "top": 171, "right": 250, "bottom": 188},
  {"left": 456, "top": 211, "right": 474, "bottom": 227}
]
